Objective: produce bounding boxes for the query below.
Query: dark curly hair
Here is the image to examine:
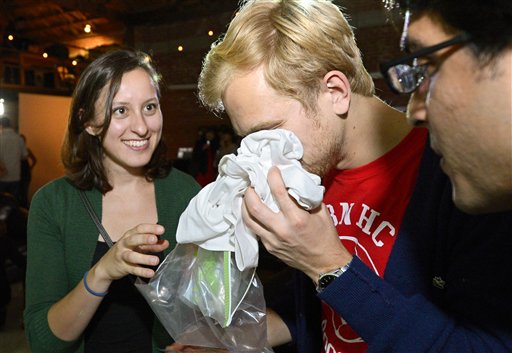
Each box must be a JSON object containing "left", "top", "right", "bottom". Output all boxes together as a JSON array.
[
  {"left": 61, "top": 50, "right": 172, "bottom": 193},
  {"left": 394, "top": 0, "right": 512, "bottom": 60}
]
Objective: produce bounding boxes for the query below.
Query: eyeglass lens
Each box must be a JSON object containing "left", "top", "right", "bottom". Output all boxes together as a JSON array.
[
  {"left": 386, "top": 63, "right": 427, "bottom": 94},
  {"left": 381, "top": 32, "right": 470, "bottom": 95}
]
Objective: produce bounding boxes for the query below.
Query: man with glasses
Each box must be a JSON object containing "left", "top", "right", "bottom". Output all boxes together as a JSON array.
[
  {"left": 170, "top": 0, "right": 512, "bottom": 352},
  {"left": 381, "top": 0, "right": 511, "bottom": 214}
]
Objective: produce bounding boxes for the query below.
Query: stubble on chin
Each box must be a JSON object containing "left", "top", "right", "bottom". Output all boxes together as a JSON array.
[{"left": 301, "top": 157, "right": 334, "bottom": 179}]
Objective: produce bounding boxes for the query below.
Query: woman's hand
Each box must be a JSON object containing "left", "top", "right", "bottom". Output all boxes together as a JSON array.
[{"left": 89, "top": 223, "right": 168, "bottom": 290}]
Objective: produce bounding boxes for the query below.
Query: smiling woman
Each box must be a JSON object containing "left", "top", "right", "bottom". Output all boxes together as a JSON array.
[
  {"left": 61, "top": 50, "right": 166, "bottom": 194},
  {"left": 24, "top": 50, "right": 200, "bottom": 353}
]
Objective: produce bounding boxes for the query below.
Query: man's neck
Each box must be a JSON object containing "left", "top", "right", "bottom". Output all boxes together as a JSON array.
[{"left": 338, "top": 95, "right": 413, "bottom": 170}]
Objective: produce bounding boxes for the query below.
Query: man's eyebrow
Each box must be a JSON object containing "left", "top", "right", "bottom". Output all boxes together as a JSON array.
[
  {"left": 404, "top": 38, "right": 425, "bottom": 53},
  {"left": 244, "top": 119, "right": 285, "bottom": 136}
]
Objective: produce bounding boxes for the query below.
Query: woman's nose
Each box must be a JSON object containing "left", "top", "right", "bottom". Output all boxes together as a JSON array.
[{"left": 130, "top": 110, "right": 149, "bottom": 135}]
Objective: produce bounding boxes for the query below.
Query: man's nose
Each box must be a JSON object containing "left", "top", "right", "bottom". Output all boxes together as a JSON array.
[{"left": 406, "top": 89, "right": 428, "bottom": 127}]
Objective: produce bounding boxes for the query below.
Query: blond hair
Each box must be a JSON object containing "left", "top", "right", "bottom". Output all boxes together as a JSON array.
[{"left": 198, "top": 0, "right": 374, "bottom": 114}]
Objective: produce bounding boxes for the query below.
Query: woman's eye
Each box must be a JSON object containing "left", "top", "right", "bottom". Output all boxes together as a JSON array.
[
  {"left": 113, "top": 107, "right": 126, "bottom": 115},
  {"left": 145, "top": 103, "right": 157, "bottom": 111},
  {"left": 144, "top": 103, "right": 158, "bottom": 114}
]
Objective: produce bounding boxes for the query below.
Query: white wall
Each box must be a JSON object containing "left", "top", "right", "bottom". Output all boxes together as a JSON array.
[{"left": 19, "top": 93, "right": 70, "bottom": 200}]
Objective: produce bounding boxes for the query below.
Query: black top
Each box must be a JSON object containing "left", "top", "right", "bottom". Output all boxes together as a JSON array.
[{"left": 84, "top": 241, "right": 154, "bottom": 353}]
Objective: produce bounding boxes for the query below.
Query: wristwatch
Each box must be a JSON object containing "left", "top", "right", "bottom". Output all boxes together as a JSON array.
[{"left": 316, "top": 259, "right": 352, "bottom": 293}]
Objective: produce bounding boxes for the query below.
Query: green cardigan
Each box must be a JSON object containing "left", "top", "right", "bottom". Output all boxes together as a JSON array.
[{"left": 24, "top": 169, "right": 200, "bottom": 353}]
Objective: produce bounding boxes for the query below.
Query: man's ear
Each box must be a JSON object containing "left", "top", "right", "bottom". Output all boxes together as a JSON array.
[{"left": 323, "top": 70, "right": 351, "bottom": 115}]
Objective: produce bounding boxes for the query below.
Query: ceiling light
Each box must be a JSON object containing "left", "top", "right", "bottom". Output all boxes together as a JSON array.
[
  {"left": 7, "top": 34, "right": 14, "bottom": 41},
  {"left": 42, "top": 52, "right": 48, "bottom": 58},
  {"left": 208, "top": 30, "right": 214, "bottom": 36},
  {"left": 84, "top": 24, "right": 92, "bottom": 33},
  {"left": 178, "top": 45, "right": 184, "bottom": 52}
]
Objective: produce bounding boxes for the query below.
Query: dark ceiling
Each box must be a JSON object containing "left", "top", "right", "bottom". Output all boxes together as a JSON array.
[{"left": 0, "top": 0, "right": 239, "bottom": 57}]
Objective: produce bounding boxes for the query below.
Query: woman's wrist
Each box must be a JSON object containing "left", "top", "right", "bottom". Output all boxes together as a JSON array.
[
  {"left": 83, "top": 271, "right": 108, "bottom": 297},
  {"left": 83, "top": 266, "right": 111, "bottom": 296}
]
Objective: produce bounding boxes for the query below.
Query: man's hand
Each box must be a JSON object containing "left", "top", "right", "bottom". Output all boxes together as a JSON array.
[{"left": 242, "top": 166, "right": 352, "bottom": 281}]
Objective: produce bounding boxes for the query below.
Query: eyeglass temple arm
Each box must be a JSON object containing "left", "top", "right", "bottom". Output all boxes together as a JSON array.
[{"left": 380, "top": 32, "right": 471, "bottom": 70}]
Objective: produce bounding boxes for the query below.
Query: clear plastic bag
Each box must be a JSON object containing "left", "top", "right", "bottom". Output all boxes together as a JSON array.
[{"left": 135, "top": 243, "right": 273, "bottom": 353}]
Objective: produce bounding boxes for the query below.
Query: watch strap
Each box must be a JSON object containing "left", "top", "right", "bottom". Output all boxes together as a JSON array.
[{"left": 316, "top": 258, "right": 353, "bottom": 293}]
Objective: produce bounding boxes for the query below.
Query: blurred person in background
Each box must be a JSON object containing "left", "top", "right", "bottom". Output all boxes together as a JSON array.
[
  {"left": 0, "top": 117, "right": 28, "bottom": 204},
  {"left": 19, "top": 134, "right": 37, "bottom": 209}
]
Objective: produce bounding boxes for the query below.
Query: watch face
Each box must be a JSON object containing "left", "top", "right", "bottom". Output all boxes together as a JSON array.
[{"left": 319, "top": 274, "right": 337, "bottom": 289}]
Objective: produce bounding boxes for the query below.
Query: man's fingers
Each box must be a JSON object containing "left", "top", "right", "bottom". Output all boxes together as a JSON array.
[
  {"left": 243, "top": 187, "right": 274, "bottom": 226},
  {"left": 267, "top": 166, "right": 301, "bottom": 215},
  {"left": 242, "top": 187, "right": 271, "bottom": 235}
]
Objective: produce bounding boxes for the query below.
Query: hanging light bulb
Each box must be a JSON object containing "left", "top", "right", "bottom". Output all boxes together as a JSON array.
[
  {"left": 382, "top": 0, "right": 399, "bottom": 10},
  {"left": 84, "top": 23, "right": 92, "bottom": 33}
]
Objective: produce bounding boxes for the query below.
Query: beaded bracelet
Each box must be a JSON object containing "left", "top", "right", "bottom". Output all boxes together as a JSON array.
[{"left": 83, "top": 271, "right": 108, "bottom": 297}]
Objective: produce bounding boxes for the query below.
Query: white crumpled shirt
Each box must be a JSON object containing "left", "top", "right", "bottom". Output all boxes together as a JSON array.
[{"left": 176, "top": 129, "right": 325, "bottom": 271}]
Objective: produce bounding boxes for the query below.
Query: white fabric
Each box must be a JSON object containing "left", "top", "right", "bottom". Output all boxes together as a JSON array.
[{"left": 176, "top": 129, "right": 325, "bottom": 271}]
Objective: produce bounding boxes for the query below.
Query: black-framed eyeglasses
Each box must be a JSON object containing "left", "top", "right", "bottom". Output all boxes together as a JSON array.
[{"left": 380, "top": 32, "right": 471, "bottom": 94}]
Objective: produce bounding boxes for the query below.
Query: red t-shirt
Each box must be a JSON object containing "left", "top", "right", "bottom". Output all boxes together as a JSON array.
[{"left": 321, "top": 127, "right": 427, "bottom": 353}]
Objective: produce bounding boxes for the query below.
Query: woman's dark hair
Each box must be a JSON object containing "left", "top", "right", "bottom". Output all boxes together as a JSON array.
[
  {"left": 396, "top": 0, "right": 512, "bottom": 60},
  {"left": 61, "top": 50, "right": 171, "bottom": 193}
]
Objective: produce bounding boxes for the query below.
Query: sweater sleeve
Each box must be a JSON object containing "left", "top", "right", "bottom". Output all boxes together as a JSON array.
[
  {"left": 318, "top": 257, "right": 512, "bottom": 353},
  {"left": 24, "top": 181, "right": 82, "bottom": 353}
]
